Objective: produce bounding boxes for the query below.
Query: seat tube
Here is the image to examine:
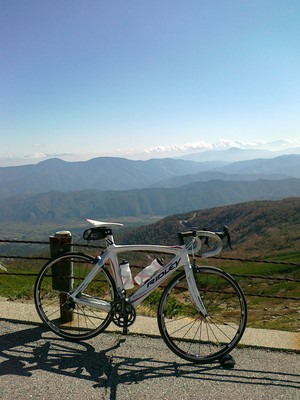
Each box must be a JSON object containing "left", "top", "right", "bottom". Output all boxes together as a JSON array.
[{"left": 105, "top": 233, "right": 115, "bottom": 247}]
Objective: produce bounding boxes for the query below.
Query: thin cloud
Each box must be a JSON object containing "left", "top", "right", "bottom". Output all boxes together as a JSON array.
[{"left": 136, "top": 139, "right": 300, "bottom": 156}]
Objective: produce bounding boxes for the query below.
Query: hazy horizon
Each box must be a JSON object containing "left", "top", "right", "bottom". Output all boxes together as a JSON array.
[{"left": 1, "top": 138, "right": 300, "bottom": 167}]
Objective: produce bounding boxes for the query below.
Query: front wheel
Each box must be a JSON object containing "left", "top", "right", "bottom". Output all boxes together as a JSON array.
[
  {"left": 34, "top": 252, "right": 116, "bottom": 340},
  {"left": 157, "top": 266, "right": 247, "bottom": 363}
]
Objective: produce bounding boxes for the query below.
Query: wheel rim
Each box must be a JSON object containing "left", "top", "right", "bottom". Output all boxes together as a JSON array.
[
  {"left": 35, "top": 254, "right": 115, "bottom": 339},
  {"left": 158, "top": 268, "right": 247, "bottom": 362}
]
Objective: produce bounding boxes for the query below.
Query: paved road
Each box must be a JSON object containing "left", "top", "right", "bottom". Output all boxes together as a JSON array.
[{"left": 0, "top": 320, "right": 299, "bottom": 400}]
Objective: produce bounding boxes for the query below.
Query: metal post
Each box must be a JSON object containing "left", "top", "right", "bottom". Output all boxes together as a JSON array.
[{"left": 49, "top": 231, "right": 73, "bottom": 323}]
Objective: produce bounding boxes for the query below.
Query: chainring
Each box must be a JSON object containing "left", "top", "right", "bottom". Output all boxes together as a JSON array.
[{"left": 110, "top": 300, "right": 136, "bottom": 328}]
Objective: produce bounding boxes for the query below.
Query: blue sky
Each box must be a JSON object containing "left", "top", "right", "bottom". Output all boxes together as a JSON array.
[{"left": 1, "top": 0, "right": 300, "bottom": 165}]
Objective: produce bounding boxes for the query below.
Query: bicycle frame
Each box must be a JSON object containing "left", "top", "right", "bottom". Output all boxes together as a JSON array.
[
  {"left": 68, "top": 232, "right": 209, "bottom": 317},
  {"left": 35, "top": 220, "right": 246, "bottom": 364}
]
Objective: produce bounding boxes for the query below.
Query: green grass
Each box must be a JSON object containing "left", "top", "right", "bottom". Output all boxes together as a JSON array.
[
  {"left": 1, "top": 251, "right": 299, "bottom": 331},
  {"left": 0, "top": 256, "right": 42, "bottom": 299},
  {"left": 0, "top": 272, "right": 36, "bottom": 299}
]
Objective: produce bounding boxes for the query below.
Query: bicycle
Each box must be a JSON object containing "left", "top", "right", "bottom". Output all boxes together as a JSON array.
[{"left": 34, "top": 219, "right": 247, "bottom": 364}]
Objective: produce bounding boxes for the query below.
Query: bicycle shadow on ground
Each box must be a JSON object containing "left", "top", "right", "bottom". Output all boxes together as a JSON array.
[
  {"left": 0, "top": 324, "right": 121, "bottom": 385},
  {"left": 0, "top": 323, "right": 299, "bottom": 400}
]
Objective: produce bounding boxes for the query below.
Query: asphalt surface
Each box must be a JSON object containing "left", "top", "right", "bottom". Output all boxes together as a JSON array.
[
  {"left": 0, "top": 319, "right": 299, "bottom": 400},
  {"left": 0, "top": 298, "right": 299, "bottom": 352}
]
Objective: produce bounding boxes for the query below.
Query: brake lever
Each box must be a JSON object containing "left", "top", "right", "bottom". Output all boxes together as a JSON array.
[
  {"left": 216, "top": 225, "right": 233, "bottom": 250},
  {"left": 198, "top": 226, "right": 210, "bottom": 247}
]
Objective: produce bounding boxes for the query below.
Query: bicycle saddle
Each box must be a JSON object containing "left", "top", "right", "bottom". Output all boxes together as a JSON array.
[{"left": 86, "top": 218, "right": 124, "bottom": 227}]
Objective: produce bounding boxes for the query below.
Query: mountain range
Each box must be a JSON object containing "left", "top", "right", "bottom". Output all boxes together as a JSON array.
[
  {"left": 1, "top": 150, "right": 300, "bottom": 223},
  {"left": 1, "top": 151, "right": 300, "bottom": 196}
]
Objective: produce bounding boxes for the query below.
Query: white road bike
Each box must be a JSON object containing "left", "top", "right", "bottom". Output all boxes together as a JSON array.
[{"left": 34, "top": 219, "right": 247, "bottom": 364}]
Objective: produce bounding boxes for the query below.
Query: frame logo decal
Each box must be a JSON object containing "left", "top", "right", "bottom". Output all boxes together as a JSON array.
[{"left": 146, "top": 258, "right": 181, "bottom": 288}]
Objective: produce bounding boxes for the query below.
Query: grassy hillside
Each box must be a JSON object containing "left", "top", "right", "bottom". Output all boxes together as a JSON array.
[
  {"left": 117, "top": 197, "right": 300, "bottom": 258},
  {"left": 1, "top": 197, "right": 299, "bottom": 258},
  {"left": 115, "top": 197, "right": 300, "bottom": 331},
  {"left": 0, "top": 197, "right": 299, "bottom": 332}
]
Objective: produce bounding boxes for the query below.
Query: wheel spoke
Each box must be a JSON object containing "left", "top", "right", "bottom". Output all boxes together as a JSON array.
[
  {"left": 158, "top": 267, "right": 247, "bottom": 363},
  {"left": 34, "top": 253, "right": 116, "bottom": 340}
]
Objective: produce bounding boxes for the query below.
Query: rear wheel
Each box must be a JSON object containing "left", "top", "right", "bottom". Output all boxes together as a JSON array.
[
  {"left": 158, "top": 266, "right": 247, "bottom": 363},
  {"left": 34, "top": 252, "right": 116, "bottom": 340}
]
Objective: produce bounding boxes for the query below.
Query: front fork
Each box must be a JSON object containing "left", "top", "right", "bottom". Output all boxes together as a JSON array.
[{"left": 185, "top": 260, "right": 208, "bottom": 317}]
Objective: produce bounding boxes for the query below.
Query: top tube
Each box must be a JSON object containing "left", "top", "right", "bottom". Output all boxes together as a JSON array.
[{"left": 84, "top": 218, "right": 226, "bottom": 258}]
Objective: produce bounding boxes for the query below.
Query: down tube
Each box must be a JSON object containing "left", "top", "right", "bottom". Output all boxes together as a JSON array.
[
  {"left": 128, "top": 252, "right": 187, "bottom": 307},
  {"left": 69, "top": 256, "right": 106, "bottom": 298}
]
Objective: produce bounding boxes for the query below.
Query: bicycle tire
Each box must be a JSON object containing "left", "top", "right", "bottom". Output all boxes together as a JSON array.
[
  {"left": 34, "top": 252, "right": 116, "bottom": 340},
  {"left": 157, "top": 266, "right": 247, "bottom": 363}
]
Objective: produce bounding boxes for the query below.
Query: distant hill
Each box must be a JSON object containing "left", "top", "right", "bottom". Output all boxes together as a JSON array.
[
  {"left": 153, "top": 154, "right": 300, "bottom": 187},
  {"left": 180, "top": 146, "right": 300, "bottom": 162},
  {"left": 1, "top": 153, "right": 300, "bottom": 198},
  {"left": 1, "top": 153, "right": 300, "bottom": 229},
  {"left": 219, "top": 154, "right": 300, "bottom": 177},
  {"left": 180, "top": 147, "right": 274, "bottom": 162},
  {"left": 0, "top": 157, "right": 212, "bottom": 197},
  {"left": 151, "top": 170, "right": 289, "bottom": 188},
  {"left": 1, "top": 178, "right": 300, "bottom": 223},
  {"left": 117, "top": 197, "right": 300, "bottom": 257}
]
